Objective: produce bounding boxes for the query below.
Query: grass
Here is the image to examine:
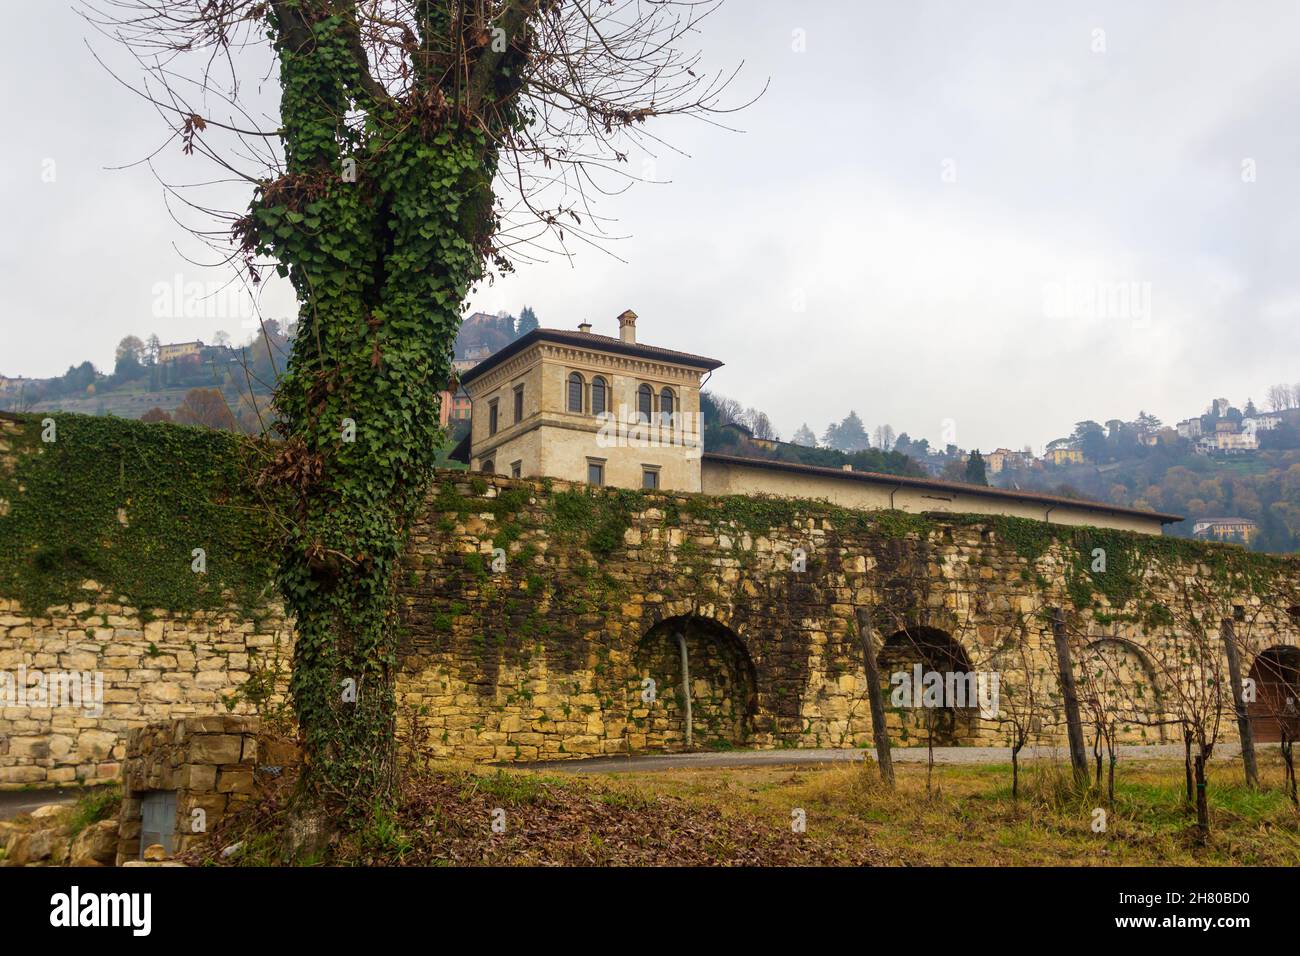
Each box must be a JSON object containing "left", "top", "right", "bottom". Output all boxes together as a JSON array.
[
  {"left": 579, "top": 753, "right": 1300, "bottom": 866},
  {"left": 66, "top": 784, "right": 122, "bottom": 838},
  {"left": 187, "top": 751, "right": 1300, "bottom": 866}
]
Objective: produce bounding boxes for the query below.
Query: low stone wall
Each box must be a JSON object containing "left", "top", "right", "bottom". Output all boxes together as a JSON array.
[
  {"left": 0, "top": 586, "right": 289, "bottom": 788},
  {"left": 3, "top": 458, "right": 1299, "bottom": 781},
  {"left": 398, "top": 473, "right": 1300, "bottom": 761},
  {"left": 116, "top": 716, "right": 297, "bottom": 865}
]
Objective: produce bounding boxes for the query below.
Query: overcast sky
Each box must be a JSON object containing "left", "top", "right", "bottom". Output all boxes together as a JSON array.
[{"left": 3, "top": 1, "right": 1298, "bottom": 452}]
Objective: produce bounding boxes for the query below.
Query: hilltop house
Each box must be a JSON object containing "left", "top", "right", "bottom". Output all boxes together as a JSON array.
[
  {"left": 157, "top": 341, "right": 203, "bottom": 364},
  {"left": 1043, "top": 445, "right": 1085, "bottom": 466},
  {"left": 985, "top": 448, "right": 1032, "bottom": 474},
  {"left": 1243, "top": 412, "right": 1283, "bottom": 433},
  {"left": 438, "top": 384, "right": 472, "bottom": 428},
  {"left": 1196, "top": 423, "right": 1259, "bottom": 455},
  {"left": 1193, "top": 516, "right": 1259, "bottom": 545},
  {"left": 455, "top": 312, "right": 1181, "bottom": 535}
]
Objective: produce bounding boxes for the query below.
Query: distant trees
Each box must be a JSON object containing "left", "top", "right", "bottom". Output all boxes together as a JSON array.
[
  {"left": 823, "top": 411, "right": 871, "bottom": 452},
  {"left": 517, "top": 306, "right": 540, "bottom": 337},
  {"left": 705, "top": 392, "right": 743, "bottom": 427},
  {"left": 240, "top": 319, "right": 293, "bottom": 394},
  {"left": 140, "top": 407, "right": 172, "bottom": 423},
  {"left": 0, "top": 318, "right": 302, "bottom": 418},
  {"left": 893, "top": 433, "right": 930, "bottom": 459},
  {"left": 57, "top": 361, "right": 97, "bottom": 396},
  {"left": 699, "top": 391, "right": 779, "bottom": 440},
  {"left": 1134, "top": 410, "right": 1162, "bottom": 435},
  {"left": 114, "top": 336, "right": 146, "bottom": 376},
  {"left": 791, "top": 423, "right": 817, "bottom": 447},
  {"left": 700, "top": 392, "right": 922, "bottom": 478},
  {"left": 873, "top": 424, "right": 896, "bottom": 452},
  {"left": 965, "top": 450, "right": 988, "bottom": 486},
  {"left": 172, "top": 388, "right": 238, "bottom": 431},
  {"left": 746, "top": 411, "right": 779, "bottom": 441},
  {"left": 1071, "top": 421, "right": 1108, "bottom": 463},
  {"left": 1266, "top": 384, "right": 1296, "bottom": 412}
]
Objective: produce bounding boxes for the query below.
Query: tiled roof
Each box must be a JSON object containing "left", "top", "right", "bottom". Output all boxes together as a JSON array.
[{"left": 458, "top": 328, "right": 724, "bottom": 385}]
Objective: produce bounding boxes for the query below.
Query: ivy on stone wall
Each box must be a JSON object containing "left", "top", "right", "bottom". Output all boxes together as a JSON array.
[{"left": 0, "top": 413, "right": 278, "bottom": 615}]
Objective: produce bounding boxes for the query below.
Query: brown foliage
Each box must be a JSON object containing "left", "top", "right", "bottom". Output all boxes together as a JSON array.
[{"left": 172, "top": 388, "right": 238, "bottom": 431}]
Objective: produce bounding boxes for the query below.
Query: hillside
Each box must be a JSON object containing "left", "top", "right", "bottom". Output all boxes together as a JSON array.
[{"left": 999, "top": 449, "right": 1300, "bottom": 551}]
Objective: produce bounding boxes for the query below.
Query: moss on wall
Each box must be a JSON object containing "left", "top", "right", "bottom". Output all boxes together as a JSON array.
[
  {"left": 3, "top": 408, "right": 1294, "bottom": 627},
  {"left": 0, "top": 412, "right": 280, "bottom": 614}
]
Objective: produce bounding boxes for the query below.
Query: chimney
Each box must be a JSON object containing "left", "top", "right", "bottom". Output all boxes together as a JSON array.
[
  {"left": 578, "top": 321, "right": 592, "bottom": 334},
  {"left": 617, "top": 309, "right": 638, "bottom": 344}
]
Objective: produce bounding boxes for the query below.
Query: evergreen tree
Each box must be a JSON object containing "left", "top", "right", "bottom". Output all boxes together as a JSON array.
[
  {"left": 965, "top": 449, "right": 989, "bottom": 485},
  {"left": 791, "top": 423, "right": 816, "bottom": 447},
  {"left": 825, "top": 411, "right": 871, "bottom": 452},
  {"left": 517, "top": 305, "right": 539, "bottom": 336}
]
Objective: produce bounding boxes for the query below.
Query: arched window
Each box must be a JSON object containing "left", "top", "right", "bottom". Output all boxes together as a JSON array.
[
  {"left": 659, "top": 387, "right": 675, "bottom": 424},
  {"left": 567, "top": 372, "right": 584, "bottom": 413},
  {"left": 591, "top": 376, "right": 608, "bottom": 416},
  {"left": 637, "top": 384, "right": 653, "bottom": 423},
  {"left": 481, "top": 459, "right": 495, "bottom": 474}
]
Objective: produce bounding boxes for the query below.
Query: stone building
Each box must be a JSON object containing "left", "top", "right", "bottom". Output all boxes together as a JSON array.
[
  {"left": 459, "top": 312, "right": 1180, "bottom": 535},
  {"left": 1193, "top": 516, "right": 1260, "bottom": 545},
  {"left": 458, "top": 310, "right": 720, "bottom": 492},
  {"left": 156, "top": 341, "right": 203, "bottom": 364}
]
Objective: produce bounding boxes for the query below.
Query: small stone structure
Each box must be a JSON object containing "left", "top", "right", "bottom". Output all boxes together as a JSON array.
[{"left": 115, "top": 716, "right": 297, "bottom": 865}]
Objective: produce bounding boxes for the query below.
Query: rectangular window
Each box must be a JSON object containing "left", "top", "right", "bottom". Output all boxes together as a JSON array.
[
  {"left": 510, "top": 460, "right": 522, "bottom": 479},
  {"left": 488, "top": 399, "right": 499, "bottom": 436},
  {"left": 513, "top": 385, "right": 524, "bottom": 424},
  {"left": 587, "top": 460, "right": 604, "bottom": 486},
  {"left": 642, "top": 468, "right": 659, "bottom": 490}
]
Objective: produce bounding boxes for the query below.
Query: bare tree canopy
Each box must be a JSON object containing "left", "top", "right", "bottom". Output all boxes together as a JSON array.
[{"left": 82, "top": 0, "right": 756, "bottom": 270}]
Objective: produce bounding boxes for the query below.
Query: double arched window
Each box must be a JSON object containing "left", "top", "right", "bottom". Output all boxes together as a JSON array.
[{"left": 568, "top": 371, "right": 609, "bottom": 416}]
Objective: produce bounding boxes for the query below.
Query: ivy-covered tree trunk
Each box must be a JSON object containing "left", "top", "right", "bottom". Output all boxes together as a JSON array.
[
  {"left": 241, "top": 7, "right": 501, "bottom": 814},
  {"left": 104, "top": 0, "right": 731, "bottom": 819}
]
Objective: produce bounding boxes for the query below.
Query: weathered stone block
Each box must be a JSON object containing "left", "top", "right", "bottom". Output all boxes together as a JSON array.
[{"left": 187, "top": 735, "right": 243, "bottom": 765}]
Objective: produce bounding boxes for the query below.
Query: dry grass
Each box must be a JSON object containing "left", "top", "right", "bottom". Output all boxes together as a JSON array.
[
  {"left": 566, "top": 752, "right": 1300, "bottom": 866},
  {"left": 192, "top": 751, "right": 1300, "bottom": 866}
]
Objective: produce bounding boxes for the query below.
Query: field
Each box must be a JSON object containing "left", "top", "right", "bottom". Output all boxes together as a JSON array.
[{"left": 199, "top": 750, "right": 1300, "bottom": 867}]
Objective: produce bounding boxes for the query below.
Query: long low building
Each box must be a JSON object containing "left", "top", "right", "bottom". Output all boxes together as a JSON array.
[
  {"left": 701, "top": 453, "right": 1179, "bottom": 534},
  {"left": 456, "top": 312, "right": 1180, "bottom": 535}
]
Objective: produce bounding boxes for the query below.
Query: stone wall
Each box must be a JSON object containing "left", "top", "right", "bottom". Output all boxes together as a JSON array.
[
  {"left": 4, "top": 465, "right": 1300, "bottom": 785},
  {"left": 0, "top": 587, "right": 290, "bottom": 788},
  {"left": 116, "top": 716, "right": 296, "bottom": 864},
  {"left": 397, "top": 472, "right": 1300, "bottom": 761}
]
